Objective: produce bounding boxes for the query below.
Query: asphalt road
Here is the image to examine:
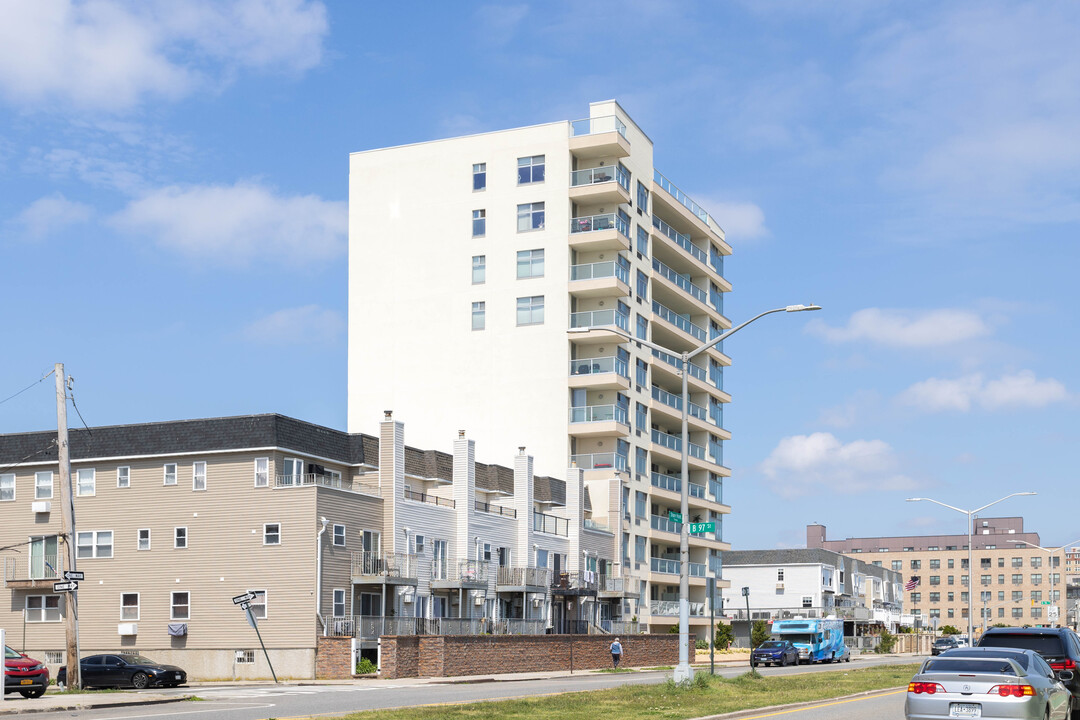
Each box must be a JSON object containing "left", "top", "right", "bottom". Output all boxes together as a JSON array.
[{"left": 11, "top": 655, "right": 920, "bottom": 720}]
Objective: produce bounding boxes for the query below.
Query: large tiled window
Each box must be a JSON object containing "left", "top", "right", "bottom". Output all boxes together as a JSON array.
[
  {"left": 516, "top": 249, "right": 544, "bottom": 278},
  {"left": 517, "top": 155, "right": 545, "bottom": 184},
  {"left": 517, "top": 202, "right": 544, "bottom": 232},
  {"left": 472, "top": 301, "right": 485, "bottom": 330},
  {"left": 473, "top": 163, "right": 486, "bottom": 191},
  {"left": 516, "top": 296, "right": 544, "bottom": 326}
]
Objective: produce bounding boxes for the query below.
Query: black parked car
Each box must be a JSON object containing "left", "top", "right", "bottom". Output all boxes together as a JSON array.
[
  {"left": 751, "top": 640, "right": 800, "bottom": 667},
  {"left": 931, "top": 636, "right": 961, "bottom": 655},
  {"left": 977, "top": 627, "right": 1080, "bottom": 719},
  {"left": 57, "top": 654, "right": 186, "bottom": 689}
]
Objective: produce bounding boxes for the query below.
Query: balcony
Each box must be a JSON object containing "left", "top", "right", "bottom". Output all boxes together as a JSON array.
[
  {"left": 569, "top": 115, "right": 630, "bottom": 158},
  {"left": 569, "top": 404, "right": 629, "bottom": 438},
  {"left": 497, "top": 566, "right": 552, "bottom": 589},
  {"left": 569, "top": 259, "right": 630, "bottom": 298},
  {"left": 650, "top": 385, "right": 709, "bottom": 428},
  {"left": 652, "top": 215, "right": 708, "bottom": 266},
  {"left": 569, "top": 308, "right": 630, "bottom": 342},
  {"left": 650, "top": 557, "right": 707, "bottom": 577},
  {"left": 351, "top": 551, "right": 418, "bottom": 584},
  {"left": 653, "top": 300, "right": 706, "bottom": 342},
  {"left": 652, "top": 258, "right": 708, "bottom": 306},
  {"left": 598, "top": 572, "right": 640, "bottom": 597},
  {"left": 652, "top": 170, "right": 728, "bottom": 247},
  {"left": 3, "top": 553, "right": 63, "bottom": 589},
  {"left": 650, "top": 600, "right": 708, "bottom": 617},
  {"left": 569, "top": 452, "right": 627, "bottom": 473},
  {"left": 534, "top": 511, "right": 569, "bottom": 537},
  {"left": 551, "top": 571, "right": 598, "bottom": 596},
  {"left": 275, "top": 472, "right": 344, "bottom": 489},
  {"left": 403, "top": 489, "right": 455, "bottom": 509},
  {"left": 583, "top": 518, "right": 613, "bottom": 533},
  {"left": 569, "top": 355, "right": 630, "bottom": 391},
  {"left": 651, "top": 429, "right": 706, "bottom": 461},
  {"left": 569, "top": 164, "right": 631, "bottom": 205},
  {"left": 431, "top": 559, "right": 488, "bottom": 588},
  {"left": 474, "top": 500, "right": 517, "bottom": 519},
  {"left": 569, "top": 212, "right": 630, "bottom": 252},
  {"left": 651, "top": 513, "right": 681, "bottom": 535},
  {"left": 649, "top": 348, "right": 710, "bottom": 388}
]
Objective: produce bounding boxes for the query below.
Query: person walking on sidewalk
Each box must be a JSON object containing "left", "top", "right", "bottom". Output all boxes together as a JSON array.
[{"left": 610, "top": 637, "right": 623, "bottom": 669}]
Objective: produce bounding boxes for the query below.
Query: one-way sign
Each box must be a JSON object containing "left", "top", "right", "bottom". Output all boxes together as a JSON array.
[
  {"left": 63, "top": 570, "right": 85, "bottom": 581},
  {"left": 53, "top": 581, "right": 78, "bottom": 593},
  {"left": 232, "top": 592, "right": 256, "bottom": 605}
]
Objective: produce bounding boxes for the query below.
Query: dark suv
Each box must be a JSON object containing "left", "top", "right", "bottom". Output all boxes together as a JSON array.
[
  {"left": 931, "top": 636, "right": 960, "bottom": 655},
  {"left": 977, "top": 627, "right": 1080, "bottom": 718}
]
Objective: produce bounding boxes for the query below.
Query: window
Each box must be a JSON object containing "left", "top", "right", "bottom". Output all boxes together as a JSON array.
[
  {"left": 930, "top": 576, "right": 940, "bottom": 585},
  {"left": 516, "top": 296, "right": 544, "bottom": 326},
  {"left": 414, "top": 534, "right": 425, "bottom": 555},
  {"left": 632, "top": 535, "right": 645, "bottom": 563},
  {"left": 635, "top": 402, "right": 647, "bottom": 431},
  {"left": 635, "top": 447, "right": 647, "bottom": 475},
  {"left": 929, "top": 608, "right": 941, "bottom": 618},
  {"left": 254, "top": 457, "right": 269, "bottom": 487},
  {"left": 636, "top": 226, "right": 649, "bottom": 256},
  {"left": 247, "top": 589, "right": 267, "bottom": 619},
  {"left": 483, "top": 543, "right": 492, "bottom": 562},
  {"left": 76, "top": 530, "right": 113, "bottom": 558},
  {"left": 0, "top": 473, "right": 13, "bottom": 501},
  {"left": 891, "top": 560, "right": 902, "bottom": 571},
  {"left": 362, "top": 530, "right": 380, "bottom": 554},
  {"left": 998, "top": 574, "right": 1005, "bottom": 584},
  {"left": 472, "top": 301, "right": 486, "bottom": 330},
  {"left": 635, "top": 491, "right": 646, "bottom": 519},
  {"left": 517, "top": 202, "right": 544, "bottom": 232},
  {"left": 948, "top": 592, "right": 955, "bottom": 601},
  {"left": 929, "top": 559, "right": 940, "bottom": 570},
  {"left": 948, "top": 558, "right": 954, "bottom": 569},
  {"left": 25, "top": 595, "right": 61, "bottom": 623},
  {"left": 1012, "top": 557, "right": 1023, "bottom": 568},
  {"left": 472, "top": 209, "right": 486, "bottom": 237},
  {"left": 235, "top": 650, "right": 255, "bottom": 664},
  {"left": 948, "top": 575, "right": 954, "bottom": 585},
  {"left": 264, "top": 523, "right": 281, "bottom": 545},
  {"left": 517, "top": 155, "right": 545, "bottom": 184},
  {"left": 635, "top": 358, "right": 647, "bottom": 387},
  {"left": 115, "top": 467, "right": 129, "bottom": 489},
  {"left": 333, "top": 524, "right": 346, "bottom": 547},
  {"left": 174, "top": 527, "right": 188, "bottom": 549},
  {"left": 536, "top": 548, "right": 549, "bottom": 568},
  {"left": 960, "top": 592, "right": 969, "bottom": 602},
  {"left": 193, "top": 461, "right": 206, "bottom": 491},
  {"left": 998, "top": 557, "right": 1005, "bottom": 567},
  {"left": 1013, "top": 590, "right": 1023, "bottom": 601},
  {"left": 911, "top": 560, "right": 921, "bottom": 569},
  {"left": 948, "top": 608, "right": 955, "bottom": 618},
  {"left": 998, "top": 591, "right": 1005, "bottom": 601},
  {"left": 171, "top": 591, "right": 190, "bottom": 620},
  {"left": 929, "top": 592, "right": 940, "bottom": 602},
  {"left": 138, "top": 529, "right": 151, "bottom": 551},
  {"left": 472, "top": 255, "right": 485, "bottom": 284},
  {"left": 473, "top": 162, "right": 486, "bottom": 191},
  {"left": 498, "top": 546, "right": 510, "bottom": 567},
  {"left": 1012, "top": 574, "right": 1023, "bottom": 584},
  {"left": 333, "top": 589, "right": 346, "bottom": 616},
  {"left": 636, "top": 270, "right": 648, "bottom": 300},
  {"left": 980, "top": 574, "right": 991, "bottom": 585},
  {"left": 1031, "top": 556, "right": 1043, "bottom": 568},
  {"left": 163, "top": 463, "right": 177, "bottom": 486},
  {"left": 516, "top": 249, "right": 544, "bottom": 278},
  {"left": 911, "top": 592, "right": 921, "bottom": 603},
  {"left": 76, "top": 468, "right": 95, "bottom": 496},
  {"left": 636, "top": 314, "right": 647, "bottom": 340},
  {"left": 1031, "top": 607, "right": 1042, "bottom": 619},
  {"left": 1031, "top": 590, "right": 1042, "bottom": 602},
  {"left": 35, "top": 471, "right": 54, "bottom": 499},
  {"left": 636, "top": 180, "right": 648, "bottom": 213},
  {"left": 121, "top": 592, "right": 140, "bottom": 620}
]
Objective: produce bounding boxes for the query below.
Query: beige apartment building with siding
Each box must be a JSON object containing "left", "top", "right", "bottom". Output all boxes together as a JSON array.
[
  {"left": 808, "top": 520, "right": 1071, "bottom": 633},
  {"left": 1, "top": 411, "right": 634, "bottom": 680}
]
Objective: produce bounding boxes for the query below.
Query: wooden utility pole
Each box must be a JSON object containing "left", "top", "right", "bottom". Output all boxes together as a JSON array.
[{"left": 55, "top": 363, "right": 80, "bottom": 689}]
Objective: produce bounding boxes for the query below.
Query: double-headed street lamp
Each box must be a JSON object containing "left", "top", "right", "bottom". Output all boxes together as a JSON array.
[
  {"left": 906, "top": 493, "right": 1036, "bottom": 643},
  {"left": 571, "top": 303, "right": 821, "bottom": 682},
  {"left": 1011, "top": 537, "right": 1080, "bottom": 628}
]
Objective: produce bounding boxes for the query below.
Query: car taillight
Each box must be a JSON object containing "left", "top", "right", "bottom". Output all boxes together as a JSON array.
[
  {"left": 989, "top": 685, "right": 1035, "bottom": 697},
  {"left": 1050, "top": 660, "right": 1077, "bottom": 671},
  {"left": 908, "top": 682, "right": 947, "bottom": 694}
]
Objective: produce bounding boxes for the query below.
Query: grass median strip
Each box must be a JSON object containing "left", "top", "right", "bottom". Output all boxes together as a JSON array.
[{"left": 331, "top": 663, "right": 919, "bottom": 720}]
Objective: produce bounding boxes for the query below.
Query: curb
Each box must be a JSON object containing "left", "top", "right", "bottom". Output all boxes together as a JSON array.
[{"left": 0, "top": 695, "right": 194, "bottom": 716}]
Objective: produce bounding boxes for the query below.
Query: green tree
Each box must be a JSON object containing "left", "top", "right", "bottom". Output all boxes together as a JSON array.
[
  {"left": 876, "top": 629, "right": 897, "bottom": 654},
  {"left": 938, "top": 625, "right": 962, "bottom": 635},
  {"left": 750, "top": 620, "right": 771, "bottom": 649},
  {"left": 714, "top": 622, "right": 735, "bottom": 650}
]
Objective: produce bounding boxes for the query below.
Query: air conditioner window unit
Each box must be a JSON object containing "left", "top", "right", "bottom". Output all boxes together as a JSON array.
[
  {"left": 31, "top": 501, "right": 51, "bottom": 513},
  {"left": 475, "top": 596, "right": 484, "bottom": 606},
  {"left": 117, "top": 623, "right": 138, "bottom": 636}
]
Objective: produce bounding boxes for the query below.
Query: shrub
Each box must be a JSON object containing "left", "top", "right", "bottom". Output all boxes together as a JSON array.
[
  {"left": 939, "top": 625, "right": 962, "bottom": 635},
  {"left": 355, "top": 657, "right": 377, "bottom": 675},
  {"left": 875, "top": 629, "right": 897, "bottom": 654},
  {"left": 695, "top": 639, "right": 708, "bottom": 650},
  {"left": 714, "top": 622, "right": 735, "bottom": 650}
]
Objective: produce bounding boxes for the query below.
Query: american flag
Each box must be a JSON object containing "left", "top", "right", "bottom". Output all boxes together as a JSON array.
[{"left": 905, "top": 575, "right": 921, "bottom": 591}]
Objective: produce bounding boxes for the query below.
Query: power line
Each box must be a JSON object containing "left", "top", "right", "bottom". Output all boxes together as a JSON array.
[
  {"left": 0, "top": 439, "right": 57, "bottom": 475},
  {"left": 0, "top": 369, "right": 54, "bottom": 407},
  {"left": 67, "top": 378, "right": 92, "bottom": 436}
]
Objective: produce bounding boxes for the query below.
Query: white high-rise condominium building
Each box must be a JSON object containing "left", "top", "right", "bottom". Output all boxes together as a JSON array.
[{"left": 349, "top": 100, "right": 733, "bottom": 632}]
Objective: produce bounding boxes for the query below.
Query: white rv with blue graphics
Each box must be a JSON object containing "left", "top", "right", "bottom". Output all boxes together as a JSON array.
[{"left": 769, "top": 618, "right": 848, "bottom": 663}]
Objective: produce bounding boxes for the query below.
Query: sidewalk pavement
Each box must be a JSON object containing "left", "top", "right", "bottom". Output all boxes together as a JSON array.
[{"left": 0, "top": 652, "right": 921, "bottom": 715}]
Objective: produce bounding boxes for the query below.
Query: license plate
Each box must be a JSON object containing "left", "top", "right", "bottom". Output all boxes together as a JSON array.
[
  {"left": 949, "top": 703, "right": 981, "bottom": 718},
  {"left": 20, "top": 679, "right": 32, "bottom": 685}
]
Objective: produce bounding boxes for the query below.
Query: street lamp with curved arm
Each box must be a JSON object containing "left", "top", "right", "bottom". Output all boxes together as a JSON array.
[
  {"left": 570, "top": 302, "right": 820, "bottom": 682},
  {"left": 906, "top": 492, "right": 1036, "bottom": 642}
]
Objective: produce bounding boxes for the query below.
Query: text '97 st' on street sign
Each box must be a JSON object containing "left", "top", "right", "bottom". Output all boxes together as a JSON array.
[
  {"left": 689, "top": 522, "right": 716, "bottom": 534},
  {"left": 232, "top": 592, "right": 256, "bottom": 605}
]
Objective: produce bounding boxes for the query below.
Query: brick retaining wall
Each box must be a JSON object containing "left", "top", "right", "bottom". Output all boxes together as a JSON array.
[
  {"left": 316, "top": 635, "right": 354, "bottom": 679},
  {"left": 379, "top": 634, "right": 678, "bottom": 679}
]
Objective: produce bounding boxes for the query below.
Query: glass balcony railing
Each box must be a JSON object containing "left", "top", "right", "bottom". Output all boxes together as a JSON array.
[
  {"left": 570, "top": 452, "right": 628, "bottom": 471},
  {"left": 689, "top": 441, "right": 706, "bottom": 460},
  {"left": 569, "top": 404, "right": 628, "bottom": 424},
  {"left": 570, "top": 115, "right": 628, "bottom": 139},
  {"left": 654, "top": 170, "right": 725, "bottom": 238},
  {"left": 689, "top": 482, "right": 706, "bottom": 499},
  {"left": 533, "top": 511, "right": 569, "bottom": 537},
  {"left": 652, "top": 215, "right": 708, "bottom": 264},
  {"left": 569, "top": 355, "right": 629, "bottom": 378},
  {"left": 651, "top": 557, "right": 680, "bottom": 574},
  {"left": 570, "top": 164, "right": 630, "bottom": 193},
  {"left": 652, "top": 258, "right": 707, "bottom": 304},
  {"left": 569, "top": 309, "right": 630, "bottom": 333},
  {"left": 651, "top": 471, "right": 680, "bottom": 493},
  {"left": 653, "top": 301, "right": 706, "bottom": 341},
  {"left": 651, "top": 514, "right": 681, "bottom": 534},
  {"left": 570, "top": 260, "right": 630, "bottom": 284},
  {"left": 652, "top": 349, "right": 707, "bottom": 382},
  {"left": 650, "top": 385, "right": 707, "bottom": 422},
  {"left": 652, "top": 428, "right": 681, "bottom": 452},
  {"left": 571, "top": 212, "right": 629, "bottom": 238}
]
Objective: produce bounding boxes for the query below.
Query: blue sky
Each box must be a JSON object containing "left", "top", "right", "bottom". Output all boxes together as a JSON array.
[{"left": 1, "top": 1, "right": 1077, "bottom": 551}]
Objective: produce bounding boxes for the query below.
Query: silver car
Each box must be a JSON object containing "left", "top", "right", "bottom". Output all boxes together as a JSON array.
[{"left": 905, "top": 647, "right": 1073, "bottom": 720}]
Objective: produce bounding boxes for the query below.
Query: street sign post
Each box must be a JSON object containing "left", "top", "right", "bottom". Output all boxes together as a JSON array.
[
  {"left": 53, "top": 581, "right": 78, "bottom": 593},
  {"left": 235, "top": 592, "right": 277, "bottom": 683},
  {"left": 668, "top": 511, "right": 683, "bottom": 523},
  {"left": 62, "top": 571, "right": 84, "bottom": 581},
  {"left": 1049, "top": 606, "right": 1060, "bottom": 621},
  {"left": 689, "top": 522, "right": 715, "bottom": 534}
]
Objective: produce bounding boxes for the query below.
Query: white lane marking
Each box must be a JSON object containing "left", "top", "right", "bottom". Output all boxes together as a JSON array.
[{"left": 88, "top": 701, "right": 276, "bottom": 720}]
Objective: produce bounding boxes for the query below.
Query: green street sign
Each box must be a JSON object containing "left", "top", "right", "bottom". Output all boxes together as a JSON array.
[
  {"left": 1042, "top": 601, "right": 1052, "bottom": 605},
  {"left": 668, "top": 511, "right": 683, "bottom": 523},
  {"left": 689, "top": 522, "right": 716, "bottom": 534}
]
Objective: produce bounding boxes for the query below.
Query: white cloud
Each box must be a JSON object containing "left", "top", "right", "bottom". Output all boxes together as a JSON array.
[
  {"left": 0, "top": 0, "right": 328, "bottom": 113},
  {"left": 760, "top": 432, "right": 917, "bottom": 498},
  {"left": 242, "top": 305, "right": 343, "bottom": 345},
  {"left": 899, "top": 371, "right": 1069, "bottom": 412},
  {"left": 694, "top": 198, "right": 768, "bottom": 242},
  {"left": 11, "top": 193, "right": 93, "bottom": 239},
  {"left": 109, "top": 181, "right": 346, "bottom": 266},
  {"left": 806, "top": 308, "right": 991, "bottom": 347}
]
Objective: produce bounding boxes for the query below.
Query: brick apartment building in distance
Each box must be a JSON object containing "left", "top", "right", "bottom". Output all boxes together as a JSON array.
[
  {"left": 348, "top": 100, "right": 734, "bottom": 632},
  {"left": 808, "top": 520, "right": 1079, "bottom": 631}
]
